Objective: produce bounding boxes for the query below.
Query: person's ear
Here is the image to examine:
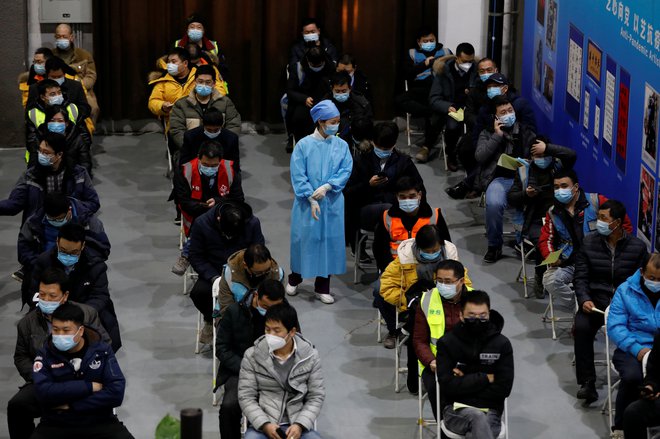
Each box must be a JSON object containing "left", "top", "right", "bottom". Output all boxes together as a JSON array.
[{"left": 61, "top": 291, "right": 69, "bottom": 303}]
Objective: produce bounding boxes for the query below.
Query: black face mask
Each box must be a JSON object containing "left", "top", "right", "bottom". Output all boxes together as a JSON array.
[
  {"left": 247, "top": 272, "right": 267, "bottom": 285},
  {"left": 462, "top": 318, "right": 489, "bottom": 336}
]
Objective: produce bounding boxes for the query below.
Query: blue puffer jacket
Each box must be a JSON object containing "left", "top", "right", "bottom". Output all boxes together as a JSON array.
[{"left": 608, "top": 270, "right": 660, "bottom": 358}]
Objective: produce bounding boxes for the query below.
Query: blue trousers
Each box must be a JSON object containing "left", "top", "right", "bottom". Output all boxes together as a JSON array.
[{"left": 485, "top": 177, "right": 514, "bottom": 248}]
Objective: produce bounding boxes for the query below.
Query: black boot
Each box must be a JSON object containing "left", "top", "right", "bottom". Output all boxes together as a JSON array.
[
  {"left": 446, "top": 181, "right": 469, "bottom": 200},
  {"left": 576, "top": 380, "right": 598, "bottom": 404}
]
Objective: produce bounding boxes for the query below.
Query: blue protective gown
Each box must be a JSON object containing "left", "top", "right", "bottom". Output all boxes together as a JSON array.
[{"left": 290, "top": 130, "right": 353, "bottom": 278}]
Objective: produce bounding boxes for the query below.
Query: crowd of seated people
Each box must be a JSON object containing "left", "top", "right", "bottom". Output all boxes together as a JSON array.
[{"left": 4, "top": 13, "right": 660, "bottom": 439}]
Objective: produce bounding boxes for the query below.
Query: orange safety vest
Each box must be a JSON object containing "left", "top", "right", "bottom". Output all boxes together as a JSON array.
[
  {"left": 179, "top": 158, "right": 235, "bottom": 236},
  {"left": 383, "top": 208, "right": 440, "bottom": 257}
]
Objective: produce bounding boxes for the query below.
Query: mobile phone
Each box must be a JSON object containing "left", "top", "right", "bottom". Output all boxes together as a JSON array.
[
  {"left": 276, "top": 428, "right": 287, "bottom": 439},
  {"left": 376, "top": 172, "right": 387, "bottom": 178}
]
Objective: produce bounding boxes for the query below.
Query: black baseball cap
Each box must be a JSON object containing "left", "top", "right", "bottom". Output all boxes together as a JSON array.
[{"left": 485, "top": 73, "right": 508, "bottom": 85}]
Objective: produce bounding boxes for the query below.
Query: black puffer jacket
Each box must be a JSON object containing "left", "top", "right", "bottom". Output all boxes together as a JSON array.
[
  {"left": 574, "top": 232, "right": 648, "bottom": 308},
  {"left": 435, "top": 310, "right": 514, "bottom": 413}
]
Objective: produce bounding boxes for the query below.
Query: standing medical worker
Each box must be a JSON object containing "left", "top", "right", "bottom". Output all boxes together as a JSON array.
[{"left": 287, "top": 100, "right": 353, "bottom": 304}]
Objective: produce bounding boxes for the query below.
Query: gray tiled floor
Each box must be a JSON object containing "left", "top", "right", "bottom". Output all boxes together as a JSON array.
[{"left": 0, "top": 133, "right": 612, "bottom": 438}]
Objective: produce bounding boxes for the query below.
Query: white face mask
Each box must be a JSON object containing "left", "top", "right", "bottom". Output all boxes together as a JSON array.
[{"left": 265, "top": 333, "right": 288, "bottom": 352}]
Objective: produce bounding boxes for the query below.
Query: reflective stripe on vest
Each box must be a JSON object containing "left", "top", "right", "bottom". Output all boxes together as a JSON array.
[
  {"left": 28, "top": 104, "right": 80, "bottom": 128},
  {"left": 179, "top": 158, "right": 235, "bottom": 236},
  {"left": 383, "top": 208, "right": 439, "bottom": 257},
  {"left": 417, "top": 288, "right": 446, "bottom": 375},
  {"left": 409, "top": 48, "right": 448, "bottom": 81}
]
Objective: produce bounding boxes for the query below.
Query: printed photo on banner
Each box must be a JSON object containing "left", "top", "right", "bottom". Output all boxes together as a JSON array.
[
  {"left": 537, "top": 0, "right": 545, "bottom": 25},
  {"left": 565, "top": 24, "right": 584, "bottom": 122},
  {"left": 543, "top": 63, "right": 554, "bottom": 104},
  {"left": 615, "top": 68, "right": 630, "bottom": 174},
  {"left": 601, "top": 56, "right": 617, "bottom": 161},
  {"left": 545, "top": 0, "right": 557, "bottom": 51},
  {"left": 642, "top": 83, "right": 659, "bottom": 171},
  {"left": 534, "top": 38, "right": 543, "bottom": 92},
  {"left": 586, "top": 40, "right": 602, "bottom": 86},
  {"left": 638, "top": 165, "right": 655, "bottom": 247}
]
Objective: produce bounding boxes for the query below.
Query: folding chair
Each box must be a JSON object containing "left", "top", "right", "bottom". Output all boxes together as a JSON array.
[
  {"left": 542, "top": 288, "right": 577, "bottom": 340},
  {"left": 600, "top": 306, "right": 621, "bottom": 429},
  {"left": 440, "top": 398, "right": 509, "bottom": 439},
  {"left": 417, "top": 367, "right": 440, "bottom": 438},
  {"left": 394, "top": 308, "right": 410, "bottom": 393},
  {"left": 161, "top": 119, "right": 173, "bottom": 177},
  {"left": 354, "top": 229, "right": 376, "bottom": 284},
  {"left": 404, "top": 80, "right": 425, "bottom": 150},
  {"left": 375, "top": 309, "right": 383, "bottom": 343},
  {"left": 194, "top": 310, "right": 204, "bottom": 354},
  {"left": 212, "top": 286, "right": 220, "bottom": 406},
  {"left": 516, "top": 238, "right": 536, "bottom": 299}
]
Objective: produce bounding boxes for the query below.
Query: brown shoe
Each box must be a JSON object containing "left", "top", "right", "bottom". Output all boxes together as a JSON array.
[
  {"left": 383, "top": 332, "right": 397, "bottom": 349},
  {"left": 416, "top": 146, "right": 430, "bottom": 163}
]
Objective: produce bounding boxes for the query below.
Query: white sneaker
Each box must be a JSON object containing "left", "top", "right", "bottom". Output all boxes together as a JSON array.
[
  {"left": 316, "top": 293, "right": 335, "bottom": 304},
  {"left": 285, "top": 283, "right": 298, "bottom": 296}
]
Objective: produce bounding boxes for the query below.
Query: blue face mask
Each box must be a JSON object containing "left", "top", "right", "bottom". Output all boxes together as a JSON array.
[
  {"left": 256, "top": 306, "right": 267, "bottom": 316},
  {"left": 373, "top": 146, "right": 392, "bottom": 159},
  {"left": 554, "top": 188, "right": 574, "bottom": 204},
  {"left": 436, "top": 282, "right": 459, "bottom": 300},
  {"left": 596, "top": 219, "right": 614, "bottom": 236},
  {"left": 195, "top": 84, "right": 213, "bottom": 97},
  {"left": 53, "top": 77, "right": 65, "bottom": 86},
  {"left": 199, "top": 163, "right": 218, "bottom": 177},
  {"left": 309, "top": 64, "right": 325, "bottom": 73},
  {"left": 52, "top": 327, "right": 81, "bottom": 352},
  {"left": 48, "top": 122, "right": 66, "bottom": 134},
  {"left": 645, "top": 278, "right": 660, "bottom": 294},
  {"left": 303, "top": 33, "right": 319, "bottom": 43},
  {"left": 533, "top": 157, "right": 553, "bottom": 169},
  {"left": 57, "top": 251, "right": 79, "bottom": 267},
  {"left": 420, "top": 41, "right": 436, "bottom": 52},
  {"left": 323, "top": 123, "right": 339, "bottom": 136},
  {"left": 480, "top": 73, "right": 493, "bottom": 82},
  {"left": 38, "top": 299, "right": 61, "bottom": 315},
  {"left": 333, "top": 92, "right": 350, "bottom": 103},
  {"left": 498, "top": 112, "right": 516, "bottom": 127},
  {"left": 47, "top": 215, "right": 69, "bottom": 228},
  {"left": 420, "top": 250, "right": 442, "bottom": 261},
  {"left": 166, "top": 62, "right": 179, "bottom": 76},
  {"left": 38, "top": 152, "right": 53, "bottom": 167},
  {"left": 34, "top": 63, "right": 46, "bottom": 75},
  {"left": 55, "top": 39, "right": 71, "bottom": 50},
  {"left": 48, "top": 95, "right": 64, "bottom": 106},
  {"left": 187, "top": 29, "right": 204, "bottom": 42},
  {"left": 204, "top": 129, "right": 220, "bottom": 139},
  {"left": 487, "top": 86, "right": 503, "bottom": 99},
  {"left": 399, "top": 198, "right": 420, "bottom": 213}
]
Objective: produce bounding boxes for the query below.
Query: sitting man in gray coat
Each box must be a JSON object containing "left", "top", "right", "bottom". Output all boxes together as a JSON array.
[{"left": 238, "top": 303, "right": 325, "bottom": 439}]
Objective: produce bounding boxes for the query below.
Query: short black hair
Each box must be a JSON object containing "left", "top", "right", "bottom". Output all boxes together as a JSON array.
[
  {"left": 244, "top": 243, "right": 272, "bottom": 267},
  {"left": 52, "top": 302, "right": 84, "bottom": 326},
  {"left": 37, "top": 79, "right": 61, "bottom": 96},
  {"left": 45, "top": 56, "right": 75, "bottom": 75},
  {"left": 338, "top": 53, "right": 356, "bottom": 66},
  {"left": 195, "top": 64, "right": 216, "bottom": 81},
  {"left": 305, "top": 47, "right": 325, "bottom": 65},
  {"left": 42, "top": 131, "right": 67, "bottom": 155},
  {"left": 39, "top": 267, "right": 69, "bottom": 293},
  {"left": 490, "top": 95, "right": 512, "bottom": 113},
  {"left": 416, "top": 26, "right": 436, "bottom": 40},
  {"left": 600, "top": 199, "right": 626, "bottom": 222},
  {"left": 265, "top": 302, "right": 300, "bottom": 332},
  {"left": 44, "top": 192, "right": 70, "bottom": 218},
  {"left": 415, "top": 224, "right": 442, "bottom": 250},
  {"left": 35, "top": 47, "right": 54, "bottom": 59},
  {"left": 460, "top": 289, "right": 491, "bottom": 311},
  {"left": 257, "top": 279, "right": 285, "bottom": 302},
  {"left": 219, "top": 203, "right": 247, "bottom": 238},
  {"left": 58, "top": 222, "right": 85, "bottom": 243},
  {"left": 198, "top": 140, "right": 222, "bottom": 160},
  {"left": 186, "top": 12, "right": 206, "bottom": 27},
  {"left": 477, "top": 57, "right": 497, "bottom": 68},
  {"left": 168, "top": 47, "right": 191, "bottom": 64},
  {"left": 202, "top": 107, "right": 224, "bottom": 127},
  {"left": 44, "top": 104, "right": 71, "bottom": 124},
  {"left": 301, "top": 17, "right": 321, "bottom": 29},
  {"left": 456, "top": 42, "right": 475, "bottom": 56},
  {"left": 395, "top": 176, "right": 423, "bottom": 193},
  {"left": 330, "top": 71, "right": 351, "bottom": 88},
  {"left": 435, "top": 259, "right": 465, "bottom": 280},
  {"left": 351, "top": 117, "right": 374, "bottom": 142},
  {"left": 553, "top": 168, "right": 579, "bottom": 185},
  {"left": 373, "top": 121, "right": 398, "bottom": 149}
]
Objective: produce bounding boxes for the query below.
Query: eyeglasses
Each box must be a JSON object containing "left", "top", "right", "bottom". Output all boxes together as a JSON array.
[
  {"left": 57, "top": 246, "right": 82, "bottom": 256},
  {"left": 465, "top": 313, "right": 489, "bottom": 320}
]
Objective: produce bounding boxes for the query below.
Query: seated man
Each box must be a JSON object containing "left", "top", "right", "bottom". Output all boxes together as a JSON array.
[
  {"left": 475, "top": 95, "right": 535, "bottom": 263},
  {"left": 507, "top": 137, "right": 576, "bottom": 297},
  {"left": 609, "top": 253, "right": 660, "bottom": 438},
  {"left": 179, "top": 107, "right": 240, "bottom": 167},
  {"left": 18, "top": 193, "right": 108, "bottom": 306},
  {"left": 52, "top": 23, "right": 99, "bottom": 124},
  {"left": 623, "top": 332, "right": 660, "bottom": 438},
  {"left": 344, "top": 121, "right": 424, "bottom": 253},
  {"left": 573, "top": 200, "right": 647, "bottom": 412},
  {"left": 31, "top": 223, "right": 120, "bottom": 352},
  {"left": 428, "top": 42, "right": 477, "bottom": 169},
  {"left": 148, "top": 47, "right": 194, "bottom": 133},
  {"left": 169, "top": 64, "right": 241, "bottom": 151},
  {"left": 336, "top": 53, "right": 372, "bottom": 104},
  {"left": 239, "top": 303, "right": 325, "bottom": 439},
  {"left": 216, "top": 280, "right": 285, "bottom": 439},
  {"left": 286, "top": 46, "right": 335, "bottom": 142},
  {"left": 172, "top": 141, "right": 243, "bottom": 275},
  {"left": 324, "top": 72, "right": 373, "bottom": 143},
  {"left": 436, "top": 290, "right": 514, "bottom": 439},
  {"left": 18, "top": 48, "right": 54, "bottom": 108},
  {"left": 8, "top": 267, "right": 110, "bottom": 439},
  {"left": 174, "top": 13, "right": 228, "bottom": 77},
  {"left": 217, "top": 243, "right": 285, "bottom": 316},
  {"left": 394, "top": 26, "right": 452, "bottom": 164},
  {"left": 30, "top": 303, "right": 133, "bottom": 439},
  {"left": 188, "top": 200, "right": 265, "bottom": 342},
  {"left": 414, "top": 259, "right": 472, "bottom": 419},
  {"left": 289, "top": 17, "right": 338, "bottom": 65},
  {"left": 539, "top": 170, "right": 633, "bottom": 307}
]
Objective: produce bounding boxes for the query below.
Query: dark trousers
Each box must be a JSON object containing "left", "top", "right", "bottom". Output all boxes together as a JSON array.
[
  {"left": 612, "top": 349, "right": 644, "bottom": 429},
  {"left": 394, "top": 86, "right": 441, "bottom": 147},
  {"left": 372, "top": 286, "right": 396, "bottom": 333},
  {"left": 190, "top": 278, "right": 213, "bottom": 322},
  {"left": 8, "top": 383, "right": 40, "bottom": 439},
  {"left": 288, "top": 273, "right": 330, "bottom": 295},
  {"left": 421, "top": 367, "right": 439, "bottom": 420},
  {"left": 624, "top": 398, "right": 660, "bottom": 439},
  {"left": 29, "top": 419, "right": 134, "bottom": 439},
  {"left": 574, "top": 307, "right": 606, "bottom": 385},
  {"left": 219, "top": 375, "right": 241, "bottom": 439},
  {"left": 345, "top": 202, "right": 391, "bottom": 252},
  {"left": 441, "top": 116, "right": 465, "bottom": 162},
  {"left": 286, "top": 103, "right": 314, "bottom": 142},
  {"left": 456, "top": 133, "right": 477, "bottom": 175}
]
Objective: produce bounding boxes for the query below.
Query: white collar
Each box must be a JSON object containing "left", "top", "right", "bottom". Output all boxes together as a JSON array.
[
  {"left": 312, "top": 128, "right": 326, "bottom": 140},
  {"left": 271, "top": 336, "right": 297, "bottom": 364}
]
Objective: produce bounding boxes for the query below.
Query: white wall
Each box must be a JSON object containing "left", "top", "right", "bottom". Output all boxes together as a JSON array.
[{"left": 437, "top": 0, "right": 488, "bottom": 59}]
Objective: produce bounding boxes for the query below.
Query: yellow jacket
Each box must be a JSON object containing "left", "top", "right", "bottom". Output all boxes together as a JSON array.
[{"left": 379, "top": 238, "right": 472, "bottom": 311}]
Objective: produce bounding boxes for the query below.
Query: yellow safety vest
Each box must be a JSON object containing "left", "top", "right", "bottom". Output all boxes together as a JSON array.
[
  {"left": 26, "top": 104, "right": 80, "bottom": 163},
  {"left": 418, "top": 288, "right": 446, "bottom": 375}
]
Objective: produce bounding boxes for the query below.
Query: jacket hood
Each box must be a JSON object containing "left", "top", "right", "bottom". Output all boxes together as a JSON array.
[
  {"left": 46, "top": 325, "right": 103, "bottom": 353},
  {"left": 147, "top": 70, "right": 165, "bottom": 82},
  {"left": 397, "top": 238, "right": 417, "bottom": 264},
  {"left": 624, "top": 269, "right": 645, "bottom": 295},
  {"left": 214, "top": 199, "right": 254, "bottom": 219},
  {"left": 252, "top": 333, "right": 316, "bottom": 360},
  {"left": 185, "top": 86, "right": 224, "bottom": 105},
  {"left": 454, "top": 309, "right": 505, "bottom": 341}
]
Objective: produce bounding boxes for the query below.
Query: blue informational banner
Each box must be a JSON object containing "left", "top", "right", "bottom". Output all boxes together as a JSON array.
[{"left": 521, "top": 0, "right": 660, "bottom": 249}]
